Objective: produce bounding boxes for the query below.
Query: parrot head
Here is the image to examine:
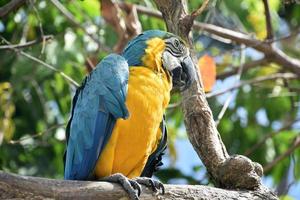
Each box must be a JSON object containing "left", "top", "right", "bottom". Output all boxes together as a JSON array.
[{"left": 122, "top": 30, "right": 196, "bottom": 91}]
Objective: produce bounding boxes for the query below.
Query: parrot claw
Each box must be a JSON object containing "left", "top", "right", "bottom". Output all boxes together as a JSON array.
[
  {"left": 100, "top": 173, "right": 141, "bottom": 200},
  {"left": 133, "top": 177, "right": 165, "bottom": 195}
]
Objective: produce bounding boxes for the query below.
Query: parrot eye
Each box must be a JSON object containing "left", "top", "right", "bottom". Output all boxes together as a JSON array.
[
  {"left": 174, "top": 39, "right": 180, "bottom": 48},
  {"left": 164, "top": 37, "right": 187, "bottom": 57}
]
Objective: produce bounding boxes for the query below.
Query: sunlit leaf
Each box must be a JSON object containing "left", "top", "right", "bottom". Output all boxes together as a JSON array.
[
  {"left": 0, "top": 82, "right": 15, "bottom": 145},
  {"left": 198, "top": 54, "right": 216, "bottom": 92}
]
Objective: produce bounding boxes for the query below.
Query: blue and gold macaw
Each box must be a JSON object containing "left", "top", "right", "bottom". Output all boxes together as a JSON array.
[{"left": 64, "top": 30, "right": 195, "bottom": 199}]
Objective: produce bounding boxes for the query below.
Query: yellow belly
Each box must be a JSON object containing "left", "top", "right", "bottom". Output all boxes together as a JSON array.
[{"left": 95, "top": 66, "right": 171, "bottom": 178}]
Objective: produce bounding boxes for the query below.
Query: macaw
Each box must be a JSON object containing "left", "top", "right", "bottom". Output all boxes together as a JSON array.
[{"left": 63, "top": 30, "right": 195, "bottom": 199}]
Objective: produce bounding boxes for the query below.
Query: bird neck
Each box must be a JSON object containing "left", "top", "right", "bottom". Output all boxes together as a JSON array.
[{"left": 141, "top": 37, "right": 171, "bottom": 82}]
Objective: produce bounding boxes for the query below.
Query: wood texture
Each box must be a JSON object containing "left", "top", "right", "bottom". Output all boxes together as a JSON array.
[
  {"left": 154, "top": 0, "right": 264, "bottom": 190},
  {"left": 0, "top": 171, "right": 278, "bottom": 200}
]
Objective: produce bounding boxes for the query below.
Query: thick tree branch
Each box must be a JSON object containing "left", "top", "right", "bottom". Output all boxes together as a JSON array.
[
  {"left": 0, "top": 171, "right": 278, "bottom": 200},
  {"left": 0, "top": 0, "right": 27, "bottom": 18}
]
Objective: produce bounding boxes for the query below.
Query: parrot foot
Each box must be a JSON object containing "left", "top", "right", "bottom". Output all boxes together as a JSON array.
[
  {"left": 100, "top": 173, "right": 141, "bottom": 200},
  {"left": 133, "top": 177, "right": 165, "bottom": 195}
]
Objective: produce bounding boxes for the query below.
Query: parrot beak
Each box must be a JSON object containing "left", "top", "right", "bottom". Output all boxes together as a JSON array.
[{"left": 171, "top": 56, "right": 196, "bottom": 91}]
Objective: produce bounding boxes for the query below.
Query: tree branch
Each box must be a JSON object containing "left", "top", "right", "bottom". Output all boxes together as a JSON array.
[
  {"left": 217, "top": 57, "right": 269, "bottom": 80},
  {"left": 8, "top": 123, "right": 64, "bottom": 145},
  {"left": 264, "top": 136, "right": 300, "bottom": 173},
  {"left": 10, "top": 1, "right": 298, "bottom": 76},
  {"left": 193, "top": 22, "right": 300, "bottom": 76},
  {"left": 0, "top": 171, "right": 278, "bottom": 200},
  {"left": 117, "top": 3, "right": 300, "bottom": 76},
  {"left": 168, "top": 73, "right": 297, "bottom": 109},
  {"left": 215, "top": 45, "right": 246, "bottom": 126},
  {"left": 49, "top": 0, "right": 102, "bottom": 50},
  {"left": 0, "top": 0, "right": 27, "bottom": 18},
  {"left": 118, "top": 2, "right": 162, "bottom": 18},
  {"left": 206, "top": 73, "right": 298, "bottom": 98},
  {"left": 0, "top": 36, "right": 79, "bottom": 87},
  {"left": 191, "top": 0, "right": 210, "bottom": 19},
  {"left": 262, "top": 0, "right": 273, "bottom": 40},
  {"left": 0, "top": 35, "right": 53, "bottom": 50},
  {"left": 244, "top": 118, "right": 300, "bottom": 156}
]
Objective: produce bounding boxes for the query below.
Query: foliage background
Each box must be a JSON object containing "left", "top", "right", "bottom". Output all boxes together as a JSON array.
[{"left": 0, "top": 0, "right": 300, "bottom": 199}]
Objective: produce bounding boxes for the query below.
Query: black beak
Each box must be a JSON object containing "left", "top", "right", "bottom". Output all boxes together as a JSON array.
[{"left": 171, "top": 56, "right": 196, "bottom": 91}]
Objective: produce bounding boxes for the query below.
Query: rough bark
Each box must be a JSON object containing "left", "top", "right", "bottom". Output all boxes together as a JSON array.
[
  {"left": 0, "top": 171, "right": 278, "bottom": 200},
  {"left": 154, "top": 0, "right": 265, "bottom": 190}
]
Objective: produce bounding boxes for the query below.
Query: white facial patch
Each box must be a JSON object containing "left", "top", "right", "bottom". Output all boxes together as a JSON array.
[{"left": 162, "top": 51, "right": 181, "bottom": 71}]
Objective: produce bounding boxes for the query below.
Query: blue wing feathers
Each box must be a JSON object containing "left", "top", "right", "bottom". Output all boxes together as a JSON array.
[
  {"left": 64, "top": 54, "right": 129, "bottom": 180},
  {"left": 66, "top": 111, "right": 116, "bottom": 180}
]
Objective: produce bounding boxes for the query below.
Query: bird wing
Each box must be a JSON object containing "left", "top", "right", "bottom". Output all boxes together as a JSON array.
[
  {"left": 64, "top": 54, "right": 129, "bottom": 180},
  {"left": 141, "top": 115, "right": 168, "bottom": 177}
]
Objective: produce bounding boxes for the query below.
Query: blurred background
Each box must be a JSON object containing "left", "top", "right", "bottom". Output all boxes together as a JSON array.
[{"left": 0, "top": 0, "right": 300, "bottom": 199}]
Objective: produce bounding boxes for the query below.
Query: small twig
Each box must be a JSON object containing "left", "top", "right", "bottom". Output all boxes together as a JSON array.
[
  {"left": 0, "top": 35, "right": 53, "bottom": 50},
  {"left": 31, "top": 80, "right": 48, "bottom": 123},
  {"left": 20, "top": 51, "right": 79, "bottom": 87},
  {"left": 50, "top": 0, "right": 101, "bottom": 49},
  {"left": 206, "top": 73, "right": 298, "bottom": 98},
  {"left": 191, "top": 0, "right": 210, "bottom": 19},
  {"left": 215, "top": 45, "right": 245, "bottom": 126},
  {"left": 262, "top": 0, "right": 273, "bottom": 40},
  {"left": 264, "top": 135, "right": 300, "bottom": 173},
  {"left": 167, "top": 101, "right": 182, "bottom": 109},
  {"left": 217, "top": 57, "right": 269, "bottom": 80},
  {"left": 118, "top": 2, "right": 162, "bottom": 18},
  {"left": 9, "top": 124, "right": 65, "bottom": 144},
  {"left": 0, "top": 0, "right": 27, "bottom": 18},
  {"left": 168, "top": 73, "right": 298, "bottom": 109},
  {"left": 244, "top": 118, "right": 300, "bottom": 156},
  {"left": 0, "top": 36, "right": 79, "bottom": 87},
  {"left": 29, "top": 0, "right": 46, "bottom": 54},
  {"left": 86, "top": 57, "right": 96, "bottom": 70}
]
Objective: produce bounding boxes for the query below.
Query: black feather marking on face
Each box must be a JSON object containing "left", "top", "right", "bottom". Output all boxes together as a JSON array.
[{"left": 165, "top": 37, "right": 187, "bottom": 58}]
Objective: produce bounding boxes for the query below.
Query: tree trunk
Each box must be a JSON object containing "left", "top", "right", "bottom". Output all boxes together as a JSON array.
[{"left": 154, "top": 0, "right": 264, "bottom": 190}]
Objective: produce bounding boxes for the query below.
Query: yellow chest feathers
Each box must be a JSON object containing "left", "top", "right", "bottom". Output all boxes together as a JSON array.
[
  {"left": 95, "top": 38, "right": 172, "bottom": 178},
  {"left": 95, "top": 37, "right": 172, "bottom": 178},
  {"left": 95, "top": 66, "right": 172, "bottom": 178}
]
